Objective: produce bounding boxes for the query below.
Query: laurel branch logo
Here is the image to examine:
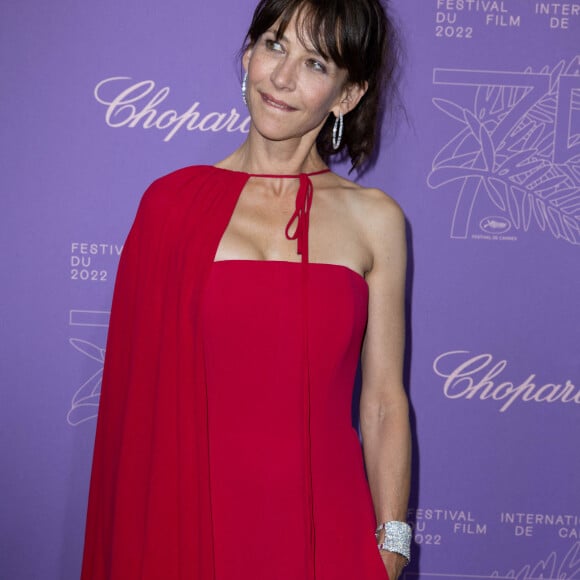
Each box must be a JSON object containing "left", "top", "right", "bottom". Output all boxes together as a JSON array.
[{"left": 428, "top": 57, "right": 580, "bottom": 245}]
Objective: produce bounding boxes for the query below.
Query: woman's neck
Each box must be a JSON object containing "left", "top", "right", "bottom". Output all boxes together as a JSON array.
[{"left": 217, "top": 129, "right": 328, "bottom": 176}]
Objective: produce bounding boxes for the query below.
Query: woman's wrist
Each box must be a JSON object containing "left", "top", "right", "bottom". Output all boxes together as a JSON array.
[{"left": 375, "top": 520, "right": 412, "bottom": 565}]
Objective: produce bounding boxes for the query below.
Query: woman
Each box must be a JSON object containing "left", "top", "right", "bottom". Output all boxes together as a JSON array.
[{"left": 81, "top": 1, "right": 411, "bottom": 579}]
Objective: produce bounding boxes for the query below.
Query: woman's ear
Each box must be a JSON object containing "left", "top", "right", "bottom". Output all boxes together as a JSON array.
[
  {"left": 334, "top": 81, "right": 368, "bottom": 117},
  {"left": 242, "top": 46, "right": 253, "bottom": 72}
]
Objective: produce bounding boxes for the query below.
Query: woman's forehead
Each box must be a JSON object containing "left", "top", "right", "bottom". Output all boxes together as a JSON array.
[{"left": 270, "top": 7, "right": 337, "bottom": 59}]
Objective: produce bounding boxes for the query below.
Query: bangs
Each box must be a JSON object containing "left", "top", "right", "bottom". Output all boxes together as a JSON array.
[
  {"left": 247, "top": 0, "right": 353, "bottom": 70},
  {"left": 273, "top": 3, "right": 344, "bottom": 65}
]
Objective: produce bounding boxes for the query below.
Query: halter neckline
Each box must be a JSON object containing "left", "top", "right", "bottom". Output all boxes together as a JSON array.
[
  {"left": 248, "top": 168, "right": 330, "bottom": 178},
  {"left": 211, "top": 165, "right": 331, "bottom": 179}
]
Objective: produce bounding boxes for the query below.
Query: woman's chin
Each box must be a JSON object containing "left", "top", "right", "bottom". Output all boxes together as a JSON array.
[{"left": 249, "top": 117, "right": 324, "bottom": 147}]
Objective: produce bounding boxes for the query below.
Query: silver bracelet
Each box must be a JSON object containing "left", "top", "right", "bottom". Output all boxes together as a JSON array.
[{"left": 375, "top": 520, "right": 412, "bottom": 565}]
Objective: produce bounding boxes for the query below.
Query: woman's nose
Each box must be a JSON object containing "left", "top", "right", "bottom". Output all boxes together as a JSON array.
[{"left": 270, "top": 58, "right": 297, "bottom": 91}]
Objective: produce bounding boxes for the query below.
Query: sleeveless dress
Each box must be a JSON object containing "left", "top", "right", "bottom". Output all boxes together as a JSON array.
[
  {"left": 201, "top": 169, "right": 388, "bottom": 579},
  {"left": 81, "top": 165, "right": 389, "bottom": 580},
  {"left": 202, "top": 260, "right": 388, "bottom": 579}
]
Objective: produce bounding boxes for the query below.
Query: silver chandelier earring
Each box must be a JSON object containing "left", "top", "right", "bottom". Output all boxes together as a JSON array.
[
  {"left": 242, "top": 72, "right": 248, "bottom": 106},
  {"left": 332, "top": 112, "right": 343, "bottom": 150}
]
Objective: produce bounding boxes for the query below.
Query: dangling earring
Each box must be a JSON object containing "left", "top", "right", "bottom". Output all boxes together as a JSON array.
[
  {"left": 242, "top": 72, "right": 248, "bottom": 106},
  {"left": 332, "top": 112, "right": 343, "bottom": 150}
]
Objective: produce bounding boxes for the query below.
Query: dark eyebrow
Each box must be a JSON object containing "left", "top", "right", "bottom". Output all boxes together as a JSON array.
[{"left": 266, "top": 27, "right": 329, "bottom": 62}]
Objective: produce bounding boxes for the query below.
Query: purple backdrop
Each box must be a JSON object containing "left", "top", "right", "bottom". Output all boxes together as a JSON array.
[{"left": 1, "top": 1, "right": 578, "bottom": 579}]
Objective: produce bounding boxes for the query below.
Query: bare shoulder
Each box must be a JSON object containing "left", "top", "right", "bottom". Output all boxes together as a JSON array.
[
  {"left": 355, "top": 185, "right": 404, "bottom": 234},
  {"left": 325, "top": 173, "right": 406, "bottom": 255},
  {"left": 326, "top": 173, "right": 402, "bottom": 220}
]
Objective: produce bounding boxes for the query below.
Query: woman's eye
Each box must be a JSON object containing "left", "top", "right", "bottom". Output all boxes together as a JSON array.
[
  {"left": 265, "top": 39, "right": 283, "bottom": 52},
  {"left": 307, "top": 59, "right": 327, "bottom": 73}
]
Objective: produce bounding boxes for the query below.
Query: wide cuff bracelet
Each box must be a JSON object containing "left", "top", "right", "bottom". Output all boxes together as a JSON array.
[{"left": 375, "top": 520, "right": 412, "bottom": 564}]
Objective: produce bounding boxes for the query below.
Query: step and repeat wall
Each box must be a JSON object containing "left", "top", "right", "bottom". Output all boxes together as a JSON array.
[{"left": 1, "top": 1, "right": 578, "bottom": 578}]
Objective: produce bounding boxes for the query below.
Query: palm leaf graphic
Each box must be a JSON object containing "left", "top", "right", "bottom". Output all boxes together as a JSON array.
[
  {"left": 463, "top": 108, "right": 485, "bottom": 141},
  {"left": 502, "top": 123, "right": 531, "bottom": 151},
  {"left": 428, "top": 165, "right": 489, "bottom": 188},
  {"left": 528, "top": 107, "right": 555, "bottom": 125},
  {"left": 507, "top": 185, "right": 523, "bottom": 228},
  {"left": 533, "top": 196, "right": 548, "bottom": 231},
  {"left": 551, "top": 186, "right": 580, "bottom": 206},
  {"left": 485, "top": 178, "right": 507, "bottom": 212},
  {"left": 536, "top": 175, "right": 569, "bottom": 194},
  {"left": 475, "top": 84, "right": 504, "bottom": 121},
  {"left": 69, "top": 338, "right": 105, "bottom": 363},
  {"left": 564, "top": 215, "right": 580, "bottom": 241},
  {"left": 522, "top": 123, "right": 547, "bottom": 151},
  {"left": 429, "top": 58, "right": 580, "bottom": 245},
  {"left": 521, "top": 165, "right": 552, "bottom": 188},
  {"left": 68, "top": 338, "right": 106, "bottom": 425},
  {"left": 496, "top": 149, "right": 539, "bottom": 178},
  {"left": 479, "top": 124, "right": 496, "bottom": 172},
  {"left": 528, "top": 551, "right": 558, "bottom": 579},
  {"left": 443, "top": 152, "right": 480, "bottom": 168},
  {"left": 492, "top": 541, "right": 580, "bottom": 579},
  {"left": 559, "top": 541, "right": 580, "bottom": 578},
  {"left": 536, "top": 131, "right": 556, "bottom": 157},
  {"left": 509, "top": 159, "right": 546, "bottom": 180},
  {"left": 67, "top": 368, "right": 102, "bottom": 426},
  {"left": 432, "top": 126, "right": 474, "bottom": 169},
  {"left": 549, "top": 59, "right": 566, "bottom": 91},
  {"left": 546, "top": 205, "right": 563, "bottom": 238},
  {"left": 432, "top": 98, "right": 466, "bottom": 123},
  {"left": 522, "top": 192, "right": 534, "bottom": 231}
]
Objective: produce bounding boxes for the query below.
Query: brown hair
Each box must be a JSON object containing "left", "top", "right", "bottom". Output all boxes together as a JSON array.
[{"left": 243, "top": 0, "right": 402, "bottom": 171}]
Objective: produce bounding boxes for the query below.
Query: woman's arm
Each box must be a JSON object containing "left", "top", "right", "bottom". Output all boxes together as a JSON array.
[{"left": 359, "top": 192, "right": 411, "bottom": 580}]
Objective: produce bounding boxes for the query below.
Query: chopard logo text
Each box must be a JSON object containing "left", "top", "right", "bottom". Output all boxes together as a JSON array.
[
  {"left": 94, "top": 76, "right": 251, "bottom": 142},
  {"left": 434, "top": 350, "right": 579, "bottom": 412}
]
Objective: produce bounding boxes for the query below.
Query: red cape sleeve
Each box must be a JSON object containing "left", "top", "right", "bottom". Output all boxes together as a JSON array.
[{"left": 81, "top": 166, "right": 249, "bottom": 579}]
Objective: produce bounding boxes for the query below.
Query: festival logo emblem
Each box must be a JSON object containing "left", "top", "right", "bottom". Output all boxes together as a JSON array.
[
  {"left": 428, "top": 57, "right": 580, "bottom": 245},
  {"left": 479, "top": 216, "right": 511, "bottom": 235},
  {"left": 67, "top": 310, "right": 109, "bottom": 426}
]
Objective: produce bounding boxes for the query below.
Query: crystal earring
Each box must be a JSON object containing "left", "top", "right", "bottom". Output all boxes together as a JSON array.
[
  {"left": 332, "top": 112, "right": 343, "bottom": 150},
  {"left": 242, "top": 72, "right": 248, "bottom": 106}
]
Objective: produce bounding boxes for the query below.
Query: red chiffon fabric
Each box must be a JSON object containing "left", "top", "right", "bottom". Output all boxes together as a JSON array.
[
  {"left": 81, "top": 165, "right": 388, "bottom": 579},
  {"left": 203, "top": 260, "right": 388, "bottom": 579}
]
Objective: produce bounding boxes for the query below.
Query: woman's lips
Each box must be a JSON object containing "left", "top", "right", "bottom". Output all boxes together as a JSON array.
[{"left": 260, "top": 92, "right": 297, "bottom": 112}]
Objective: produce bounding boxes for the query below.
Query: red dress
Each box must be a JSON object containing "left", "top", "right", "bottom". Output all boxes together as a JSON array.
[
  {"left": 203, "top": 260, "right": 387, "bottom": 579},
  {"left": 81, "top": 166, "right": 388, "bottom": 580}
]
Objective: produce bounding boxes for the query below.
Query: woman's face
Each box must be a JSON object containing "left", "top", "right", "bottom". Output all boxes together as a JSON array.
[{"left": 243, "top": 13, "right": 351, "bottom": 144}]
